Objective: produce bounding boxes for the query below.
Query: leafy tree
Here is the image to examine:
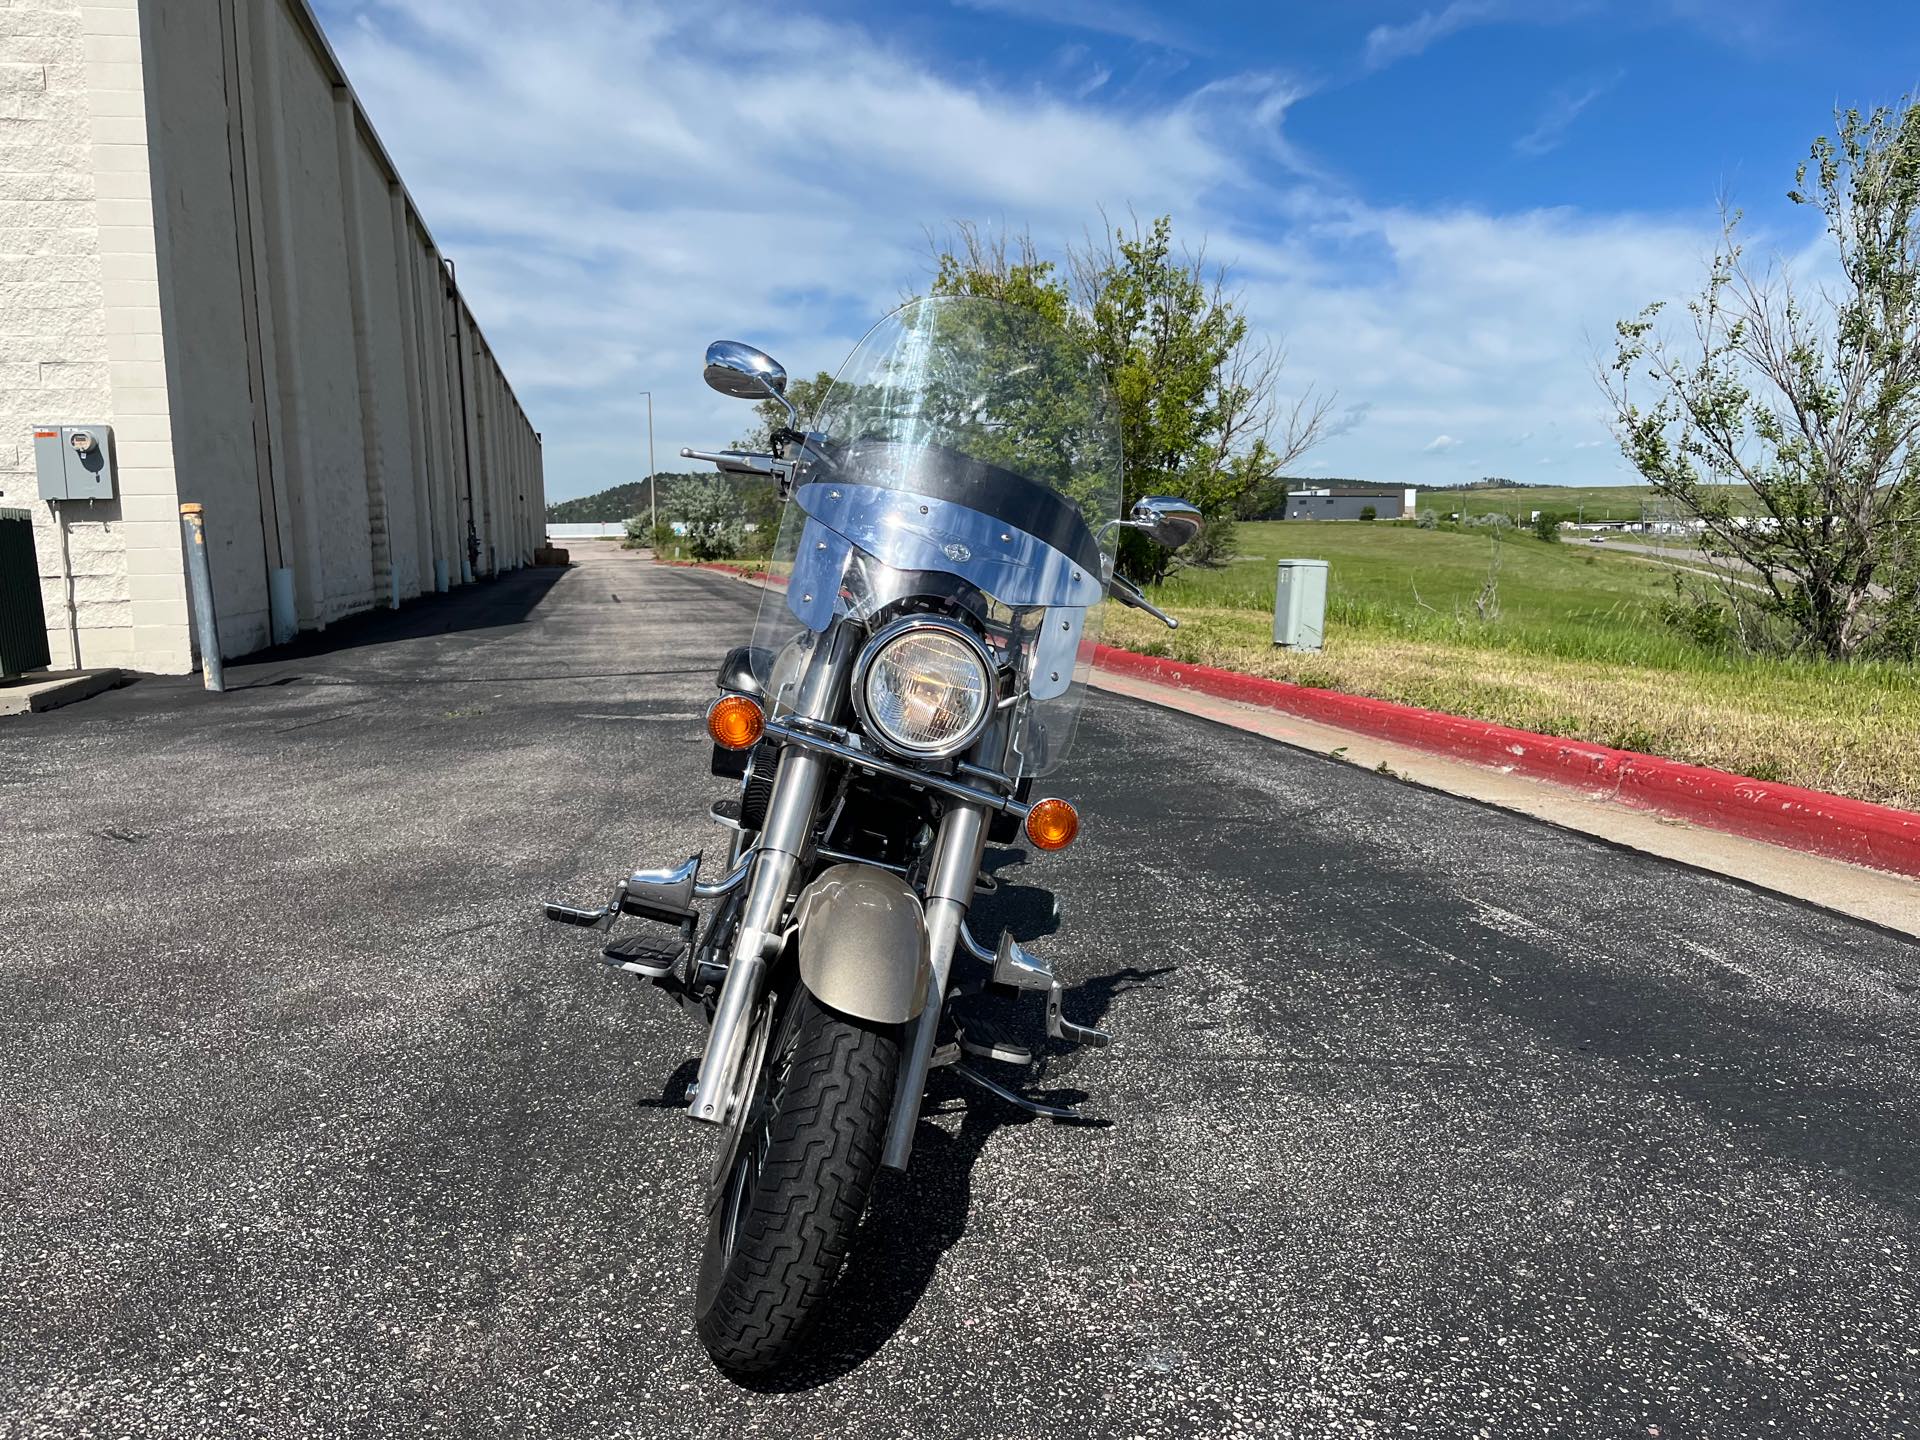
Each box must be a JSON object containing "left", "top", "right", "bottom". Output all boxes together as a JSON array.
[
  {"left": 1532, "top": 511, "right": 1562, "bottom": 543},
  {"left": 623, "top": 515, "right": 677, "bottom": 553},
  {"left": 1606, "top": 97, "right": 1920, "bottom": 660},
  {"left": 928, "top": 216, "right": 1332, "bottom": 583},
  {"left": 671, "top": 474, "right": 746, "bottom": 561},
  {"left": 1359, "top": 505, "right": 1378, "bottom": 522},
  {"left": 735, "top": 371, "right": 838, "bottom": 452}
]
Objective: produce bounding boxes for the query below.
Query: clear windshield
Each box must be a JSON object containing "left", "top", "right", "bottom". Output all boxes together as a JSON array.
[{"left": 750, "top": 297, "right": 1121, "bottom": 776}]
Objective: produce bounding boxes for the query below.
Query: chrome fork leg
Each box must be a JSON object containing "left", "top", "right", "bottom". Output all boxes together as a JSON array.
[
  {"left": 687, "top": 624, "right": 854, "bottom": 1125},
  {"left": 881, "top": 799, "right": 989, "bottom": 1170}
]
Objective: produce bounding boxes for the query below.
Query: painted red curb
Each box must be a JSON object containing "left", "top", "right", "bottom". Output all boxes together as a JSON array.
[
  {"left": 658, "top": 560, "right": 1920, "bottom": 878},
  {"left": 1091, "top": 644, "right": 1920, "bottom": 879},
  {"left": 662, "top": 559, "right": 787, "bottom": 585}
]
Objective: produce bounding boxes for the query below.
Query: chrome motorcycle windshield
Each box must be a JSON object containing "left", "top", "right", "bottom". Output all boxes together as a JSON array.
[{"left": 750, "top": 297, "right": 1122, "bottom": 775}]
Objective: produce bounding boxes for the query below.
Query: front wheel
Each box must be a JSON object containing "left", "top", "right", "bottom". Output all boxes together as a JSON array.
[{"left": 695, "top": 985, "right": 899, "bottom": 1374}]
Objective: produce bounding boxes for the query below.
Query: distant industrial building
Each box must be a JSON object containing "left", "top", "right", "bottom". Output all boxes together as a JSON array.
[
  {"left": 1284, "top": 487, "right": 1418, "bottom": 521},
  {"left": 2, "top": 0, "right": 543, "bottom": 676}
]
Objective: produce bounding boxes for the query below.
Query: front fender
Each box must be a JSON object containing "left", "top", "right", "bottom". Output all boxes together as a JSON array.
[{"left": 790, "top": 864, "right": 930, "bottom": 1024}]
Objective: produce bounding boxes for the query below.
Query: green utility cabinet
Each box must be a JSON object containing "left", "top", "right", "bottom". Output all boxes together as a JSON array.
[{"left": 0, "top": 509, "right": 52, "bottom": 678}]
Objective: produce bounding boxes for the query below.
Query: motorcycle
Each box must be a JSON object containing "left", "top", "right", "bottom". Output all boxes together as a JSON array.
[{"left": 545, "top": 296, "right": 1200, "bottom": 1373}]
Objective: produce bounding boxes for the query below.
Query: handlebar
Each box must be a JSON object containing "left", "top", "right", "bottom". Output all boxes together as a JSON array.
[
  {"left": 680, "top": 447, "right": 776, "bottom": 476},
  {"left": 1110, "top": 574, "right": 1180, "bottom": 629}
]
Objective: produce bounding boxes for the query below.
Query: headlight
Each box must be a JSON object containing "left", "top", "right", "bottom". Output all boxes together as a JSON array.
[{"left": 853, "top": 617, "right": 995, "bottom": 760}]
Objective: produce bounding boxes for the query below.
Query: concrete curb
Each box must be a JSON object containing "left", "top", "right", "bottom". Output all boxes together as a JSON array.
[
  {"left": 654, "top": 559, "right": 1920, "bottom": 880},
  {"left": 0, "top": 668, "right": 129, "bottom": 716},
  {"left": 1092, "top": 645, "right": 1920, "bottom": 880}
]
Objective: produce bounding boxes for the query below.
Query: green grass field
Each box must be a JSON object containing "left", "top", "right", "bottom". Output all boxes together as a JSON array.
[
  {"left": 1158, "top": 520, "right": 1676, "bottom": 657},
  {"left": 1116, "top": 521, "right": 1920, "bottom": 810},
  {"left": 1414, "top": 482, "right": 1762, "bottom": 525},
  {"left": 1418, "top": 484, "right": 1657, "bottom": 524}
]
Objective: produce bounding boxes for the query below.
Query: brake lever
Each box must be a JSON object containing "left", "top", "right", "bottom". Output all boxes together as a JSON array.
[{"left": 1110, "top": 575, "right": 1180, "bottom": 629}]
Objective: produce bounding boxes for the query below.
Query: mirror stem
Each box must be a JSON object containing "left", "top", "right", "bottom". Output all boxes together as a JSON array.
[{"left": 764, "top": 382, "right": 800, "bottom": 429}]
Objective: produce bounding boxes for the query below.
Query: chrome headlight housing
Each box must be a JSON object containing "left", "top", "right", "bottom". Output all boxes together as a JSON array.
[{"left": 852, "top": 616, "right": 996, "bottom": 760}]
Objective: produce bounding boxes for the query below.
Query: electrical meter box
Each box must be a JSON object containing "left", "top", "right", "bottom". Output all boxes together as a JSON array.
[
  {"left": 1273, "top": 558, "right": 1328, "bottom": 651},
  {"left": 31, "top": 424, "right": 116, "bottom": 501}
]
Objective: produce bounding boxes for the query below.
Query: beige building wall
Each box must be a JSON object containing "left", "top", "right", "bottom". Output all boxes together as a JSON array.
[
  {"left": 1, "top": 0, "right": 542, "bottom": 675},
  {"left": 1, "top": 0, "right": 187, "bottom": 672}
]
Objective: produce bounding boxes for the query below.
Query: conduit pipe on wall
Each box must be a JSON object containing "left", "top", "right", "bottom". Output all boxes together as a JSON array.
[{"left": 49, "top": 501, "right": 80, "bottom": 669}]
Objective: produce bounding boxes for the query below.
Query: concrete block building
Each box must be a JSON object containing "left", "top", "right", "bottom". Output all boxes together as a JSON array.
[{"left": 1, "top": 0, "right": 543, "bottom": 675}]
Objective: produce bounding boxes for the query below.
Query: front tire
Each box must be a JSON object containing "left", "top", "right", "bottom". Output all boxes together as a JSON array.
[{"left": 695, "top": 985, "right": 899, "bottom": 1374}]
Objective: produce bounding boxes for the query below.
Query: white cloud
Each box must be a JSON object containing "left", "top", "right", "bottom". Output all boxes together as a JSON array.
[
  {"left": 1514, "top": 72, "right": 1622, "bottom": 156},
  {"left": 1363, "top": 2, "right": 1496, "bottom": 69},
  {"left": 1073, "top": 66, "right": 1113, "bottom": 100},
  {"left": 951, "top": 0, "right": 1193, "bottom": 49},
  {"left": 1422, "top": 434, "right": 1462, "bottom": 452},
  {"left": 320, "top": 0, "right": 1746, "bottom": 500},
  {"left": 329, "top": 0, "right": 1231, "bottom": 496}
]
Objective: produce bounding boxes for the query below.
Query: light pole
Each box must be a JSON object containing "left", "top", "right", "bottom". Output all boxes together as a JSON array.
[{"left": 639, "top": 390, "right": 657, "bottom": 550}]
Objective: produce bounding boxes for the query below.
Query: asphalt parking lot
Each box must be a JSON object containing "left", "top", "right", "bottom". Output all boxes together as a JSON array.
[{"left": 3, "top": 547, "right": 1917, "bottom": 1439}]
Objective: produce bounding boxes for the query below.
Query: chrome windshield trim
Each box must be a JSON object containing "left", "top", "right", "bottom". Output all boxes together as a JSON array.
[{"left": 764, "top": 717, "right": 1034, "bottom": 819}]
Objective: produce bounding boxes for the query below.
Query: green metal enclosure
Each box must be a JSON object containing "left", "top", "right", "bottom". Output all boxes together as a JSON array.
[{"left": 0, "top": 509, "right": 52, "bottom": 678}]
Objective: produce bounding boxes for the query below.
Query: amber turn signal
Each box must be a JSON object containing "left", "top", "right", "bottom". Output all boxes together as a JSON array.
[
  {"left": 1023, "top": 797, "right": 1079, "bottom": 851},
  {"left": 707, "top": 694, "right": 765, "bottom": 751}
]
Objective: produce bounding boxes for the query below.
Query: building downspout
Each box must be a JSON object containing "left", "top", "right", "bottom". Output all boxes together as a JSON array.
[
  {"left": 444, "top": 259, "right": 478, "bottom": 584},
  {"left": 334, "top": 90, "right": 394, "bottom": 611}
]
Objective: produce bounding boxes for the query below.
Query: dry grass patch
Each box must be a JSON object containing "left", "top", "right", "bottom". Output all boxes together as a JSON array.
[{"left": 1104, "top": 604, "right": 1920, "bottom": 812}]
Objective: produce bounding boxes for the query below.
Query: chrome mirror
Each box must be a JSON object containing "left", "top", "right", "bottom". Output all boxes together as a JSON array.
[
  {"left": 1128, "top": 496, "right": 1204, "bottom": 551},
  {"left": 703, "top": 340, "right": 788, "bottom": 402}
]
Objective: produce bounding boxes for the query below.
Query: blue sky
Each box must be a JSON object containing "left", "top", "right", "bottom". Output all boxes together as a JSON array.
[{"left": 314, "top": 0, "right": 1920, "bottom": 502}]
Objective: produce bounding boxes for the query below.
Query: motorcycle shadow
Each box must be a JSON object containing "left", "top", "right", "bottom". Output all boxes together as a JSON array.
[{"left": 738, "top": 1095, "right": 1003, "bottom": 1393}]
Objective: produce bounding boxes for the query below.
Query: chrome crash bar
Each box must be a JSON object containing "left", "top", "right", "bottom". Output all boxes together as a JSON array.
[
  {"left": 764, "top": 716, "right": 1033, "bottom": 820},
  {"left": 541, "top": 850, "right": 753, "bottom": 931}
]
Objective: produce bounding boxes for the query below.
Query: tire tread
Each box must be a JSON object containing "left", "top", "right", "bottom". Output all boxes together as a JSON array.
[{"left": 696, "top": 990, "right": 897, "bottom": 1372}]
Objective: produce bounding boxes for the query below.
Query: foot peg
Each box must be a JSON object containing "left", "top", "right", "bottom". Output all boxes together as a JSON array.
[
  {"left": 545, "top": 900, "right": 616, "bottom": 930},
  {"left": 1046, "top": 986, "right": 1110, "bottom": 1049},
  {"left": 543, "top": 854, "right": 702, "bottom": 933},
  {"left": 602, "top": 932, "right": 689, "bottom": 979},
  {"left": 989, "top": 931, "right": 1111, "bottom": 1050},
  {"left": 957, "top": 1016, "right": 1034, "bottom": 1066}
]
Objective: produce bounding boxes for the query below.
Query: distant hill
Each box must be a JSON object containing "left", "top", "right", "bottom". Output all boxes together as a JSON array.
[
  {"left": 545, "top": 473, "right": 703, "bottom": 524},
  {"left": 546, "top": 471, "right": 786, "bottom": 533}
]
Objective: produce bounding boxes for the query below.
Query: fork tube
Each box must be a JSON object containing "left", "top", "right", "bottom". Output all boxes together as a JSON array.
[
  {"left": 688, "top": 624, "right": 855, "bottom": 1124},
  {"left": 881, "top": 798, "right": 989, "bottom": 1170}
]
